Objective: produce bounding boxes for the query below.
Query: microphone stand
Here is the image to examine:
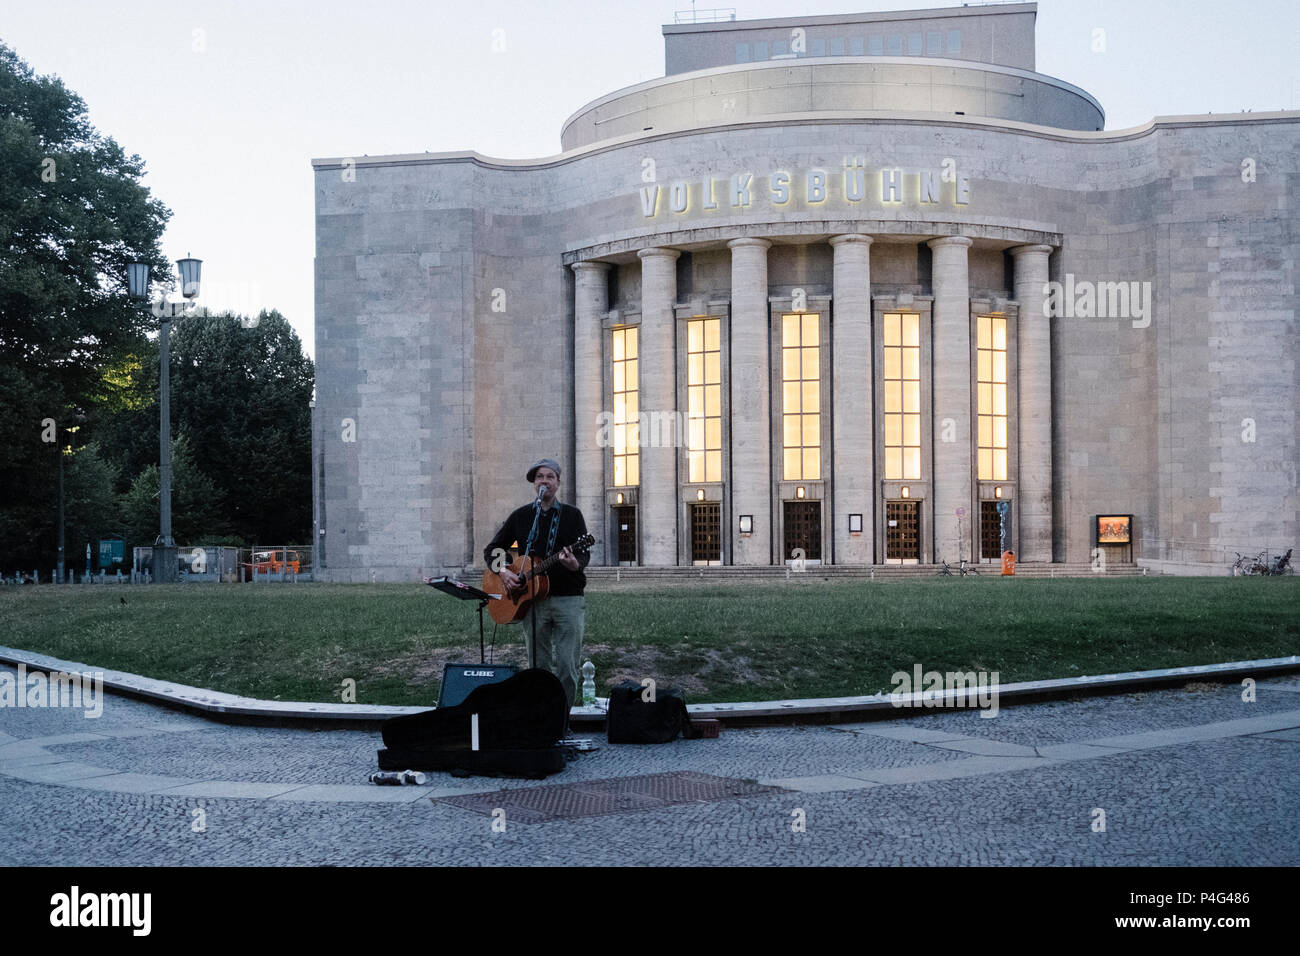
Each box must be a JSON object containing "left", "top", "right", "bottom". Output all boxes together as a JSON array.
[{"left": 526, "top": 485, "right": 546, "bottom": 672}]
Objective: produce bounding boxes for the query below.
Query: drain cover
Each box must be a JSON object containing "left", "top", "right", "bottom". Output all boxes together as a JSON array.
[{"left": 436, "top": 771, "right": 787, "bottom": 823}]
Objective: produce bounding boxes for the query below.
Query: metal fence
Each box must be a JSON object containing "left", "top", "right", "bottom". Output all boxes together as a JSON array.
[
  {"left": 2, "top": 545, "right": 316, "bottom": 585},
  {"left": 132, "top": 546, "right": 241, "bottom": 582},
  {"left": 240, "top": 545, "right": 315, "bottom": 582}
]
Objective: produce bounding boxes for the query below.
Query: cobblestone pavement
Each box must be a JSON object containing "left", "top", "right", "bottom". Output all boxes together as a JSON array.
[{"left": 1, "top": 666, "right": 1297, "bottom": 866}]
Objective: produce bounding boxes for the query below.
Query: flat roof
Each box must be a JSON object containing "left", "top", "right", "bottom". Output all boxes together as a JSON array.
[{"left": 663, "top": 2, "right": 1037, "bottom": 35}]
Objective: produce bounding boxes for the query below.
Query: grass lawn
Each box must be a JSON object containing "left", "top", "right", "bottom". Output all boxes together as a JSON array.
[{"left": 0, "top": 577, "right": 1296, "bottom": 706}]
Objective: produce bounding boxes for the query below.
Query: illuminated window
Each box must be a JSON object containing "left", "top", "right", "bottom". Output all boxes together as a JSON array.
[
  {"left": 781, "top": 313, "right": 821, "bottom": 480},
  {"left": 612, "top": 326, "right": 639, "bottom": 487},
  {"left": 883, "top": 312, "right": 921, "bottom": 480},
  {"left": 687, "top": 318, "right": 722, "bottom": 483},
  {"left": 977, "top": 314, "right": 1008, "bottom": 481}
]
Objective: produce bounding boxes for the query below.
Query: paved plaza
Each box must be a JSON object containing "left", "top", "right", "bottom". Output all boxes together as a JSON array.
[{"left": 1, "top": 665, "right": 1297, "bottom": 866}]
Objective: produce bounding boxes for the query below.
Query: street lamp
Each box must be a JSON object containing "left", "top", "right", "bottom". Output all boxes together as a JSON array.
[
  {"left": 56, "top": 422, "right": 81, "bottom": 584},
  {"left": 127, "top": 255, "right": 203, "bottom": 583}
]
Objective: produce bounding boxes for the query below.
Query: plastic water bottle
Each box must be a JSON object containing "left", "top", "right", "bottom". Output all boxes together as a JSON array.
[{"left": 581, "top": 660, "right": 596, "bottom": 706}]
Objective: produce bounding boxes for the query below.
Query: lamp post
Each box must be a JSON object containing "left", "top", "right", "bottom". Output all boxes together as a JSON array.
[
  {"left": 127, "top": 255, "right": 202, "bottom": 583},
  {"left": 56, "top": 423, "right": 80, "bottom": 584}
]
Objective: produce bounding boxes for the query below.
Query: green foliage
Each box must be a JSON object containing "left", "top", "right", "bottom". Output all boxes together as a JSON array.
[
  {"left": 0, "top": 43, "right": 314, "bottom": 566},
  {"left": 91, "top": 344, "right": 161, "bottom": 500},
  {"left": 0, "top": 41, "right": 169, "bottom": 569},
  {"left": 118, "top": 434, "right": 226, "bottom": 547},
  {"left": 168, "top": 309, "right": 314, "bottom": 545},
  {"left": 61, "top": 441, "right": 122, "bottom": 566}
]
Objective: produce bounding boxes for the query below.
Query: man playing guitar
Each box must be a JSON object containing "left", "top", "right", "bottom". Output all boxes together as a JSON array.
[{"left": 483, "top": 458, "right": 590, "bottom": 710}]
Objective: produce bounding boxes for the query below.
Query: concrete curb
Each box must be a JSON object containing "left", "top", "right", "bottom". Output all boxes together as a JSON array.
[{"left": 1, "top": 645, "right": 1297, "bottom": 729}]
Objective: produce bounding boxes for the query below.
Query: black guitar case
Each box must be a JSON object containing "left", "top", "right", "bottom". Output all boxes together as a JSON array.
[{"left": 377, "top": 668, "right": 568, "bottom": 778}]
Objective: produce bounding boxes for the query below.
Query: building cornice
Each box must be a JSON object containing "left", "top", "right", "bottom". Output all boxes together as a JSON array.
[
  {"left": 560, "top": 220, "right": 1064, "bottom": 266},
  {"left": 310, "top": 110, "right": 1300, "bottom": 173}
]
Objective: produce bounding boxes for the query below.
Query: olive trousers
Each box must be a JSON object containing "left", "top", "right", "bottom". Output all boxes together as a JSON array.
[{"left": 521, "top": 595, "right": 585, "bottom": 710}]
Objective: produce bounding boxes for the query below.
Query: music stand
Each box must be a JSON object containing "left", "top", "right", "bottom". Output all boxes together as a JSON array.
[{"left": 425, "top": 577, "right": 500, "bottom": 664}]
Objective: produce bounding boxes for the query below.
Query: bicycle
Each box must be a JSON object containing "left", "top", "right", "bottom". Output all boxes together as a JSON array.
[
  {"left": 1231, "top": 551, "right": 1268, "bottom": 575},
  {"left": 937, "top": 559, "right": 978, "bottom": 577},
  {"left": 1230, "top": 549, "right": 1293, "bottom": 576}
]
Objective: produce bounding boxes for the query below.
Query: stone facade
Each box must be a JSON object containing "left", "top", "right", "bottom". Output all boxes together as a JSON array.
[{"left": 312, "top": 4, "right": 1298, "bottom": 580}]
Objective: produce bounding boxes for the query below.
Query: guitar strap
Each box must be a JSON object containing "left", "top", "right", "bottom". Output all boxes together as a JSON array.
[
  {"left": 546, "top": 503, "right": 562, "bottom": 556},
  {"left": 523, "top": 502, "right": 562, "bottom": 560}
]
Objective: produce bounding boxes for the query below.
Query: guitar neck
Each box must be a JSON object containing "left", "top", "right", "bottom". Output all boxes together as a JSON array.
[
  {"left": 527, "top": 550, "right": 566, "bottom": 579},
  {"left": 523, "top": 538, "right": 590, "bottom": 581}
]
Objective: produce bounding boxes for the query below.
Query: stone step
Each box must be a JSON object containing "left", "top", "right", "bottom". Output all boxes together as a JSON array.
[
  {"left": 463, "top": 563, "right": 1155, "bottom": 584},
  {"left": 579, "top": 562, "right": 1154, "bottom": 583}
]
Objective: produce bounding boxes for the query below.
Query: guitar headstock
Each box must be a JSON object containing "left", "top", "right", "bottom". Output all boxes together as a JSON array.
[{"left": 572, "top": 533, "right": 595, "bottom": 554}]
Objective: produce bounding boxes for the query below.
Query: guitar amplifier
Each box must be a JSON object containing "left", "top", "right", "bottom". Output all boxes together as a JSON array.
[{"left": 438, "top": 663, "right": 518, "bottom": 708}]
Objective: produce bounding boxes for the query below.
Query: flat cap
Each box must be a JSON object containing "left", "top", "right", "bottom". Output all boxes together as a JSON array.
[{"left": 526, "top": 458, "right": 562, "bottom": 482}]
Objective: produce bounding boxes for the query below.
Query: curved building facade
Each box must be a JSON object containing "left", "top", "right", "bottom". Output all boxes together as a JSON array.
[{"left": 312, "top": 3, "right": 1299, "bottom": 579}]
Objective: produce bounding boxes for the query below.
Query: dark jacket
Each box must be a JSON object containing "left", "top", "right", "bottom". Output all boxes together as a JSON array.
[{"left": 483, "top": 501, "right": 590, "bottom": 596}]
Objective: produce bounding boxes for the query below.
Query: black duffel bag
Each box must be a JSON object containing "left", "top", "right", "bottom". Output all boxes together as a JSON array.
[{"left": 606, "top": 679, "right": 702, "bottom": 744}]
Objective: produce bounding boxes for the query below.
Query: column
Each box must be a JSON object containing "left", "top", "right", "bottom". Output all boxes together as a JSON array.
[
  {"left": 637, "top": 247, "right": 679, "bottom": 566},
  {"left": 1011, "top": 243, "right": 1054, "bottom": 562},
  {"left": 572, "top": 261, "right": 609, "bottom": 564},
  {"left": 928, "top": 236, "right": 973, "bottom": 563},
  {"left": 830, "top": 234, "right": 873, "bottom": 564},
  {"left": 728, "top": 238, "right": 772, "bottom": 565}
]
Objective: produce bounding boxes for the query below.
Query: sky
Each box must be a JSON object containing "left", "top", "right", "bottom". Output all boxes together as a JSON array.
[{"left": 3, "top": 0, "right": 1296, "bottom": 360}]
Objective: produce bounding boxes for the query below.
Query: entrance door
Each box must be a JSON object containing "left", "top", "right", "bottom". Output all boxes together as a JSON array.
[
  {"left": 690, "top": 503, "right": 721, "bottom": 565},
  {"left": 979, "top": 500, "right": 1012, "bottom": 559},
  {"left": 885, "top": 500, "right": 920, "bottom": 563},
  {"left": 614, "top": 505, "right": 637, "bottom": 565},
  {"left": 783, "top": 500, "right": 822, "bottom": 562},
  {"left": 980, "top": 501, "right": 1001, "bottom": 560}
]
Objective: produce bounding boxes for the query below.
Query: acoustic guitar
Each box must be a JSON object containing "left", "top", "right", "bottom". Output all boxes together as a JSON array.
[{"left": 481, "top": 533, "right": 595, "bottom": 625}]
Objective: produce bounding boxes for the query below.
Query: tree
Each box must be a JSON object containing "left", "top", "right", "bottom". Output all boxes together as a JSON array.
[
  {"left": 60, "top": 441, "right": 122, "bottom": 572},
  {"left": 90, "top": 346, "right": 162, "bottom": 501},
  {"left": 0, "top": 41, "right": 170, "bottom": 570},
  {"left": 167, "top": 309, "right": 313, "bottom": 545},
  {"left": 119, "top": 434, "right": 225, "bottom": 549}
]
